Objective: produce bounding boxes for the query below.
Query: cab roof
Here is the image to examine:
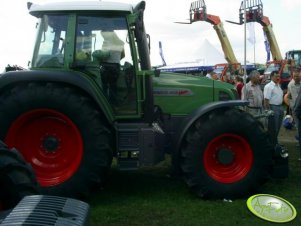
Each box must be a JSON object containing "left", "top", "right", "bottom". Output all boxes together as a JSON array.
[{"left": 28, "top": 1, "right": 135, "bottom": 16}]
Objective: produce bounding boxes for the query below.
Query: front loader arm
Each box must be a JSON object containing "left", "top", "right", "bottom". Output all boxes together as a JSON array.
[{"left": 189, "top": 0, "right": 239, "bottom": 65}]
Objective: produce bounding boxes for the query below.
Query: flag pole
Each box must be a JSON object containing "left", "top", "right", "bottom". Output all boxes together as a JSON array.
[
  {"left": 243, "top": 0, "right": 247, "bottom": 86},
  {"left": 253, "top": 39, "right": 255, "bottom": 64}
]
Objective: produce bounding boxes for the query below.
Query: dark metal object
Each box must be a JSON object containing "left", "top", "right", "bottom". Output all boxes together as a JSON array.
[{"left": 0, "top": 195, "right": 90, "bottom": 226}]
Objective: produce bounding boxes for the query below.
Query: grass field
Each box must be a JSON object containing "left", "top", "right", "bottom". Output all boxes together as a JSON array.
[{"left": 87, "top": 127, "right": 301, "bottom": 226}]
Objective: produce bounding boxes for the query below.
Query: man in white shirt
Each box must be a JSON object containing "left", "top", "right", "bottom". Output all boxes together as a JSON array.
[
  {"left": 264, "top": 71, "right": 284, "bottom": 144},
  {"left": 101, "top": 30, "right": 125, "bottom": 64},
  {"left": 100, "top": 30, "right": 125, "bottom": 104}
]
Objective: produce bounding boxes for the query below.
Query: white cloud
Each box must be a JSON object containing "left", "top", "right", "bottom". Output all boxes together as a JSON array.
[{"left": 280, "top": 0, "right": 301, "bottom": 10}]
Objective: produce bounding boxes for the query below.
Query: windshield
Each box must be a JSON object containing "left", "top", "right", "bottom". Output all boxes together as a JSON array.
[
  {"left": 287, "top": 51, "right": 301, "bottom": 66},
  {"left": 32, "top": 15, "right": 68, "bottom": 68}
]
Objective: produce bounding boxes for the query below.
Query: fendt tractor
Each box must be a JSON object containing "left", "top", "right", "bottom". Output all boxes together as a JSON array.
[{"left": 0, "top": 0, "right": 287, "bottom": 201}]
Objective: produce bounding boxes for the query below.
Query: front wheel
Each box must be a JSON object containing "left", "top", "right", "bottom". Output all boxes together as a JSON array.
[{"left": 180, "top": 108, "right": 273, "bottom": 199}]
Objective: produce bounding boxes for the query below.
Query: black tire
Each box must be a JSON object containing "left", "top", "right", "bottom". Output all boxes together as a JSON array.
[
  {"left": 180, "top": 108, "right": 273, "bottom": 199},
  {"left": 0, "top": 141, "right": 40, "bottom": 210},
  {"left": 0, "top": 83, "right": 113, "bottom": 199}
]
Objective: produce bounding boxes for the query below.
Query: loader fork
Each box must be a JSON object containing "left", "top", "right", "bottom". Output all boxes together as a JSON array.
[
  {"left": 189, "top": 0, "right": 206, "bottom": 23},
  {"left": 239, "top": 0, "right": 263, "bottom": 23}
]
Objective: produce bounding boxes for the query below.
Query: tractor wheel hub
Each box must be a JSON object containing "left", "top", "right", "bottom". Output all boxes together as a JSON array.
[
  {"left": 42, "top": 135, "right": 59, "bottom": 152},
  {"left": 217, "top": 148, "right": 234, "bottom": 165}
]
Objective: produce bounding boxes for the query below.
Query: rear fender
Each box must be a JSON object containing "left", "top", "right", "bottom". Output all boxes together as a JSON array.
[{"left": 0, "top": 70, "right": 114, "bottom": 123}]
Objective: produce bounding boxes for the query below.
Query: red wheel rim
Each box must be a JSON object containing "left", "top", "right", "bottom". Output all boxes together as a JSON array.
[
  {"left": 203, "top": 133, "right": 253, "bottom": 184},
  {"left": 5, "top": 109, "right": 83, "bottom": 187}
]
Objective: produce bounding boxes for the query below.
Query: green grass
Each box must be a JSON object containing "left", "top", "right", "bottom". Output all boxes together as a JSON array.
[{"left": 87, "top": 129, "right": 301, "bottom": 226}]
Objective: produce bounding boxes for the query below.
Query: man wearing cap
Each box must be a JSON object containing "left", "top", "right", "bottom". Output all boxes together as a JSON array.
[
  {"left": 264, "top": 71, "right": 284, "bottom": 144},
  {"left": 241, "top": 70, "right": 263, "bottom": 115}
]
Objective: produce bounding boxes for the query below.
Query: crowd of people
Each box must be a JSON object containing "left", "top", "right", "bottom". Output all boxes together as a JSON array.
[{"left": 236, "top": 67, "right": 301, "bottom": 160}]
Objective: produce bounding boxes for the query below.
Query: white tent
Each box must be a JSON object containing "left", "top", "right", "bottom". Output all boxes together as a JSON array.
[
  {"left": 193, "top": 38, "right": 227, "bottom": 65},
  {"left": 158, "top": 39, "right": 226, "bottom": 72}
]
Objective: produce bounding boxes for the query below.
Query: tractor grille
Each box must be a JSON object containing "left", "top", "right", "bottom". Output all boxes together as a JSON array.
[{"left": 118, "top": 131, "right": 139, "bottom": 151}]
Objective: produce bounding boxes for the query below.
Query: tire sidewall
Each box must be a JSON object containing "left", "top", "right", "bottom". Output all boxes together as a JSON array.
[{"left": 182, "top": 109, "right": 273, "bottom": 198}]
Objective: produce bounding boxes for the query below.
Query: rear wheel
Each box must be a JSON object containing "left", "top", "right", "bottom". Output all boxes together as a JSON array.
[
  {"left": 181, "top": 108, "right": 273, "bottom": 199},
  {"left": 0, "top": 83, "right": 113, "bottom": 198},
  {"left": 0, "top": 141, "right": 39, "bottom": 210}
]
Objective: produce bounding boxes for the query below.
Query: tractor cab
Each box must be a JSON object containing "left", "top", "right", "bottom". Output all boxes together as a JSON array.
[
  {"left": 286, "top": 50, "right": 301, "bottom": 67},
  {"left": 29, "top": 1, "right": 152, "bottom": 117}
]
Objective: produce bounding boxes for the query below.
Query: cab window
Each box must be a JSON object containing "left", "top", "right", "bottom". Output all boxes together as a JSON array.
[
  {"left": 32, "top": 15, "right": 67, "bottom": 68},
  {"left": 75, "top": 16, "right": 137, "bottom": 115}
]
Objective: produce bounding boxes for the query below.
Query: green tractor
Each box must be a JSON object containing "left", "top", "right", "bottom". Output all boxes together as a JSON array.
[{"left": 0, "top": 1, "right": 285, "bottom": 200}]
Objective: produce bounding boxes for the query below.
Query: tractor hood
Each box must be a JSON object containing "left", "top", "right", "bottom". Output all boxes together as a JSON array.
[{"left": 153, "top": 72, "right": 237, "bottom": 115}]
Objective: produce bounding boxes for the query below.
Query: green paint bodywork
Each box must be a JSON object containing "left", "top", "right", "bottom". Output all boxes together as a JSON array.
[
  {"left": 1, "top": 3, "right": 237, "bottom": 124},
  {"left": 153, "top": 72, "right": 236, "bottom": 115}
]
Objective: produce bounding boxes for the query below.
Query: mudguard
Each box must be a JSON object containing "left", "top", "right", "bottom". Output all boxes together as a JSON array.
[{"left": 0, "top": 70, "right": 113, "bottom": 122}]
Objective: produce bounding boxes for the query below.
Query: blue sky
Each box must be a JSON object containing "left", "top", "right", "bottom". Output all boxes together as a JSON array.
[{"left": 1, "top": 0, "right": 301, "bottom": 70}]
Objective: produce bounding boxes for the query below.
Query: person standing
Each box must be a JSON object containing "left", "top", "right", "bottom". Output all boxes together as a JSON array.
[
  {"left": 287, "top": 68, "right": 301, "bottom": 129},
  {"left": 294, "top": 81, "right": 301, "bottom": 160},
  {"left": 100, "top": 30, "right": 125, "bottom": 104},
  {"left": 241, "top": 70, "right": 263, "bottom": 115},
  {"left": 264, "top": 71, "right": 284, "bottom": 145},
  {"left": 206, "top": 71, "right": 213, "bottom": 79},
  {"left": 234, "top": 75, "right": 244, "bottom": 99},
  {"left": 211, "top": 72, "right": 219, "bottom": 80}
]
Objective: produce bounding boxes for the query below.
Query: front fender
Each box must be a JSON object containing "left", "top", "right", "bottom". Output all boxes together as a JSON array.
[{"left": 0, "top": 70, "right": 114, "bottom": 122}]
